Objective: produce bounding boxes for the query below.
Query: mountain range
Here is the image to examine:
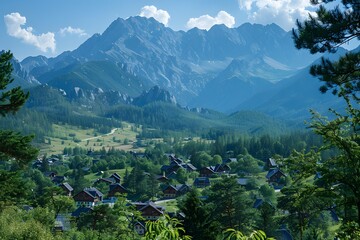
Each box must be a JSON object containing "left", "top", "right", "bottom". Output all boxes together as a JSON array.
[{"left": 8, "top": 16, "right": 352, "bottom": 121}]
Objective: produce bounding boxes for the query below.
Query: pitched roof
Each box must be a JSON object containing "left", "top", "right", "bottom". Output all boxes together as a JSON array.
[
  {"left": 109, "top": 183, "right": 127, "bottom": 192},
  {"left": 139, "top": 202, "right": 164, "bottom": 215},
  {"left": 182, "top": 163, "right": 197, "bottom": 171},
  {"left": 201, "top": 166, "right": 215, "bottom": 173},
  {"left": 84, "top": 187, "right": 103, "bottom": 198},
  {"left": 268, "top": 158, "right": 277, "bottom": 167},
  {"left": 110, "top": 173, "right": 121, "bottom": 180},
  {"left": 162, "top": 185, "right": 178, "bottom": 192},
  {"left": 61, "top": 182, "right": 73, "bottom": 192},
  {"left": 133, "top": 201, "right": 165, "bottom": 215},
  {"left": 176, "top": 184, "right": 191, "bottom": 192},
  {"left": 266, "top": 169, "right": 285, "bottom": 179}
]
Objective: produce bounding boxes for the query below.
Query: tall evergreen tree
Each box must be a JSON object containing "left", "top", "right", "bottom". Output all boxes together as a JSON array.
[
  {"left": 292, "top": 0, "right": 360, "bottom": 229},
  {"left": 0, "top": 51, "right": 38, "bottom": 210},
  {"left": 293, "top": 0, "right": 360, "bottom": 99},
  {"left": 179, "top": 189, "right": 217, "bottom": 240},
  {"left": 0, "top": 51, "right": 38, "bottom": 166},
  {"left": 206, "top": 176, "right": 257, "bottom": 233}
]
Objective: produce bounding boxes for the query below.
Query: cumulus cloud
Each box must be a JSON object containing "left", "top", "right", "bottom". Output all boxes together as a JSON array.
[
  {"left": 238, "top": 0, "right": 316, "bottom": 30},
  {"left": 4, "top": 12, "right": 55, "bottom": 53},
  {"left": 59, "top": 26, "right": 87, "bottom": 37},
  {"left": 139, "top": 5, "right": 170, "bottom": 26},
  {"left": 186, "top": 11, "right": 235, "bottom": 30}
]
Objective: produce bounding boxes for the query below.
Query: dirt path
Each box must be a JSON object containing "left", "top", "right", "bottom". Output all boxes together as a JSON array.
[{"left": 81, "top": 128, "right": 118, "bottom": 142}]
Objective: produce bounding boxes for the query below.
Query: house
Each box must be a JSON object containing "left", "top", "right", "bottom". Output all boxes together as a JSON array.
[
  {"left": 73, "top": 187, "right": 103, "bottom": 207},
  {"left": 193, "top": 177, "right": 211, "bottom": 188},
  {"left": 54, "top": 214, "right": 71, "bottom": 232},
  {"left": 266, "top": 158, "right": 278, "bottom": 169},
  {"left": 266, "top": 169, "right": 286, "bottom": 184},
  {"left": 223, "top": 158, "right": 237, "bottom": 164},
  {"left": 156, "top": 174, "right": 169, "bottom": 183},
  {"left": 166, "top": 171, "right": 177, "bottom": 179},
  {"left": 44, "top": 171, "right": 57, "bottom": 179},
  {"left": 199, "top": 167, "right": 215, "bottom": 177},
  {"left": 60, "top": 182, "right": 74, "bottom": 197},
  {"left": 133, "top": 202, "right": 165, "bottom": 220},
  {"left": 182, "top": 163, "right": 197, "bottom": 172},
  {"left": 177, "top": 184, "right": 191, "bottom": 195},
  {"left": 162, "top": 184, "right": 191, "bottom": 198},
  {"left": 108, "top": 183, "right": 127, "bottom": 197},
  {"left": 52, "top": 175, "right": 67, "bottom": 184},
  {"left": 109, "top": 173, "right": 121, "bottom": 183},
  {"left": 32, "top": 159, "right": 43, "bottom": 168},
  {"left": 163, "top": 185, "right": 178, "bottom": 198},
  {"left": 94, "top": 178, "right": 114, "bottom": 185},
  {"left": 213, "top": 163, "right": 231, "bottom": 174}
]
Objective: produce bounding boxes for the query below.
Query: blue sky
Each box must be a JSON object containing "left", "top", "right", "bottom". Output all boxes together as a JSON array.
[{"left": 1, "top": 0, "right": 356, "bottom": 60}]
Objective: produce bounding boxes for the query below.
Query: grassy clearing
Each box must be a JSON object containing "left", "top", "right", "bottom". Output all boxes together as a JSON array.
[
  {"left": 39, "top": 122, "right": 141, "bottom": 155},
  {"left": 156, "top": 199, "right": 179, "bottom": 213}
]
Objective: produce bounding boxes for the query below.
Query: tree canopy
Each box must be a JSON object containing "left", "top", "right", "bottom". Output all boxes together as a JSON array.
[{"left": 291, "top": 0, "right": 360, "bottom": 233}]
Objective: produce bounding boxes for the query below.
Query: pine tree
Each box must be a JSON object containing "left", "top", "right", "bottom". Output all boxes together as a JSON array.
[
  {"left": 293, "top": 0, "right": 360, "bottom": 99},
  {"left": 0, "top": 51, "right": 39, "bottom": 210},
  {"left": 0, "top": 51, "right": 38, "bottom": 166},
  {"left": 292, "top": 0, "right": 360, "bottom": 227},
  {"left": 178, "top": 189, "right": 217, "bottom": 240}
]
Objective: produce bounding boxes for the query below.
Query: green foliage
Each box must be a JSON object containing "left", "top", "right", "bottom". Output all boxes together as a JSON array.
[
  {"left": 77, "top": 205, "right": 118, "bottom": 232},
  {"left": 0, "top": 170, "right": 31, "bottom": 210},
  {"left": 178, "top": 189, "right": 217, "bottom": 240},
  {"left": 279, "top": 150, "right": 335, "bottom": 239},
  {"left": 231, "top": 154, "right": 262, "bottom": 174},
  {"left": 206, "top": 176, "right": 257, "bottom": 232},
  {"left": 0, "top": 51, "right": 30, "bottom": 116},
  {"left": 221, "top": 229, "right": 274, "bottom": 240},
  {"left": 42, "top": 186, "right": 75, "bottom": 217},
  {"left": 145, "top": 214, "right": 192, "bottom": 240},
  {"left": 0, "top": 50, "right": 39, "bottom": 168},
  {"left": 335, "top": 221, "right": 360, "bottom": 239},
  {"left": 293, "top": 0, "right": 360, "bottom": 233},
  {"left": 0, "top": 206, "right": 55, "bottom": 240}
]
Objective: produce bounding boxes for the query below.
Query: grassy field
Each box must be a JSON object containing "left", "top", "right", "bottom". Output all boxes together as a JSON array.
[
  {"left": 156, "top": 199, "right": 179, "bottom": 213},
  {"left": 39, "top": 122, "right": 142, "bottom": 155}
]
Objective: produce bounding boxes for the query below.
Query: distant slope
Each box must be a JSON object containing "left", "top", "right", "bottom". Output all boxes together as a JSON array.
[
  {"left": 190, "top": 56, "right": 294, "bottom": 112},
  {"left": 38, "top": 61, "right": 150, "bottom": 98},
  {"left": 21, "top": 17, "right": 319, "bottom": 105},
  {"left": 234, "top": 63, "right": 345, "bottom": 120}
]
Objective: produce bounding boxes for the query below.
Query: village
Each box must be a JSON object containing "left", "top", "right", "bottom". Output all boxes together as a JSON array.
[{"left": 34, "top": 149, "right": 287, "bottom": 236}]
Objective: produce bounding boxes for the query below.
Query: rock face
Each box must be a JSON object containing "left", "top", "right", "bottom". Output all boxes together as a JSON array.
[
  {"left": 19, "top": 17, "right": 319, "bottom": 106},
  {"left": 133, "top": 86, "right": 177, "bottom": 107},
  {"left": 12, "top": 16, "right": 350, "bottom": 118}
]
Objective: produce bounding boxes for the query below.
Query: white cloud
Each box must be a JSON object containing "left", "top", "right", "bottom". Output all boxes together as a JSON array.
[
  {"left": 186, "top": 11, "right": 235, "bottom": 30},
  {"left": 238, "top": 0, "right": 316, "bottom": 30},
  {"left": 59, "top": 26, "right": 87, "bottom": 37},
  {"left": 139, "top": 5, "right": 170, "bottom": 26},
  {"left": 4, "top": 12, "right": 55, "bottom": 53}
]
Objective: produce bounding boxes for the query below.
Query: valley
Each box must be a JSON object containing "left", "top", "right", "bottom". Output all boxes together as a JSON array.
[{"left": 0, "top": 2, "right": 358, "bottom": 239}]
